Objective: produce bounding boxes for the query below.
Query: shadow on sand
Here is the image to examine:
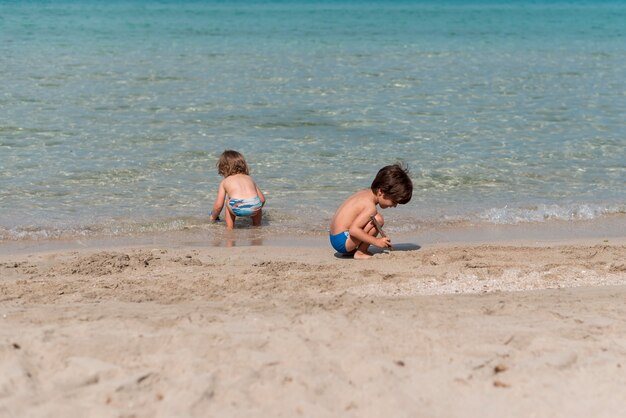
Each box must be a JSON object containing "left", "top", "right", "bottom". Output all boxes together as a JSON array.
[{"left": 334, "top": 243, "right": 421, "bottom": 258}]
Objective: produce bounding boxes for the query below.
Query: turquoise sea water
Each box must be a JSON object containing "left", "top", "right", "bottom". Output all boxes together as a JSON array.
[{"left": 1, "top": 0, "right": 625, "bottom": 240}]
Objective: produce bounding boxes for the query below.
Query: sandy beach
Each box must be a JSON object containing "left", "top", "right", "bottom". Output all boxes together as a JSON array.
[
  {"left": 3, "top": 1, "right": 625, "bottom": 416},
  {"left": 1, "top": 239, "right": 625, "bottom": 417}
]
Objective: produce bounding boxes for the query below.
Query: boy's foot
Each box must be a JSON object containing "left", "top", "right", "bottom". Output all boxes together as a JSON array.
[{"left": 354, "top": 250, "right": 374, "bottom": 260}]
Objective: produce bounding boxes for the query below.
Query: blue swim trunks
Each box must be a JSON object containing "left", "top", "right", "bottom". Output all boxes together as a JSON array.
[
  {"left": 329, "top": 231, "right": 353, "bottom": 254},
  {"left": 228, "top": 196, "right": 263, "bottom": 217}
]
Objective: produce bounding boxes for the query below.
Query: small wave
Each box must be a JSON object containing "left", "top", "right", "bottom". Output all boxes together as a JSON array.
[
  {"left": 0, "top": 210, "right": 297, "bottom": 242},
  {"left": 0, "top": 218, "right": 198, "bottom": 242},
  {"left": 0, "top": 226, "right": 71, "bottom": 241},
  {"left": 479, "top": 203, "right": 625, "bottom": 224}
]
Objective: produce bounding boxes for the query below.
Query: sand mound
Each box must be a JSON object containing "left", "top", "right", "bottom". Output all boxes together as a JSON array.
[{"left": 50, "top": 251, "right": 158, "bottom": 276}]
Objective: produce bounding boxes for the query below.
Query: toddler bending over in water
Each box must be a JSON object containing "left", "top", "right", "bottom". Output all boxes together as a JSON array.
[{"left": 210, "top": 150, "right": 265, "bottom": 229}]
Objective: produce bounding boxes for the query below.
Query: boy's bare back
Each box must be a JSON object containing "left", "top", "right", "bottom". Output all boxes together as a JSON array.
[{"left": 330, "top": 189, "right": 377, "bottom": 234}]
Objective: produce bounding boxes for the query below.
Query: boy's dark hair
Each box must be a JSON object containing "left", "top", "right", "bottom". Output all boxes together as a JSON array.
[{"left": 371, "top": 163, "right": 413, "bottom": 204}]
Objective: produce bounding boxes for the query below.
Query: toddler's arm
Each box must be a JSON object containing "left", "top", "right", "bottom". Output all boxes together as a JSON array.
[{"left": 210, "top": 181, "right": 227, "bottom": 221}]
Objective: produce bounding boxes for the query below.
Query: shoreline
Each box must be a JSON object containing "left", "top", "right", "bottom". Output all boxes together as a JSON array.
[{"left": 1, "top": 215, "right": 624, "bottom": 257}]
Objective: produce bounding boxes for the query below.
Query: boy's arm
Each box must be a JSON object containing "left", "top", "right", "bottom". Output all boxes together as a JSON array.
[
  {"left": 348, "top": 209, "right": 391, "bottom": 248},
  {"left": 210, "top": 181, "right": 227, "bottom": 221}
]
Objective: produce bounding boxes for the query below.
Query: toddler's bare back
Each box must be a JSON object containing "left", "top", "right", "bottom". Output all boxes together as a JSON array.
[{"left": 223, "top": 174, "right": 259, "bottom": 199}]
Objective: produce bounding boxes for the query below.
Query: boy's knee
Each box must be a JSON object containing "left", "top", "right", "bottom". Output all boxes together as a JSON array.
[{"left": 375, "top": 213, "right": 384, "bottom": 226}]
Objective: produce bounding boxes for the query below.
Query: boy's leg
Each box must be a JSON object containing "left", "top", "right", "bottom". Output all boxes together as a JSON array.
[
  {"left": 251, "top": 209, "right": 262, "bottom": 226},
  {"left": 346, "top": 213, "right": 384, "bottom": 258},
  {"left": 363, "top": 213, "right": 383, "bottom": 236},
  {"left": 356, "top": 213, "right": 384, "bottom": 256}
]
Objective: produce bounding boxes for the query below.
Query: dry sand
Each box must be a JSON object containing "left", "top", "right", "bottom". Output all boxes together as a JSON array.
[{"left": 1, "top": 240, "right": 625, "bottom": 417}]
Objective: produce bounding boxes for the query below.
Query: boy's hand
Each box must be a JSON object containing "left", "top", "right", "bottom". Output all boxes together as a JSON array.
[{"left": 376, "top": 236, "right": 392, "bottom": 248}]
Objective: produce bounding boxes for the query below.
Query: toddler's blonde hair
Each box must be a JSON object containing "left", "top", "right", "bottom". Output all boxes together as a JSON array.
[{"left": 217, "top": 150, "right": 250, "bottom": 177}]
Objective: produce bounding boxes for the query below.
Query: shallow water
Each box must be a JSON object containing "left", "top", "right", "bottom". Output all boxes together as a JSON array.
[{"left": 1, "top": 0, "right": 625, "bottom": 240}]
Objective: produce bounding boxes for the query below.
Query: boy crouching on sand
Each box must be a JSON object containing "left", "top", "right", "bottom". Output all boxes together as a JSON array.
[{"left": 329, "top": 164, "right": 412, "bottom": 259}]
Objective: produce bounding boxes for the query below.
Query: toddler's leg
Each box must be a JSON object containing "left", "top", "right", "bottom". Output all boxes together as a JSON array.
[
  {"left": 225, "top": 208, "right": 236, "bottom": 229},
  {"left": 251, "top": 208, "right": 262, "bottom": 227}
]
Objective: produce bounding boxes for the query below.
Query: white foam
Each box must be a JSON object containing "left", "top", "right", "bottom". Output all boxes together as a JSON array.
[{"left": 479, "top": 203, "right": 625, "bottom": 224}]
